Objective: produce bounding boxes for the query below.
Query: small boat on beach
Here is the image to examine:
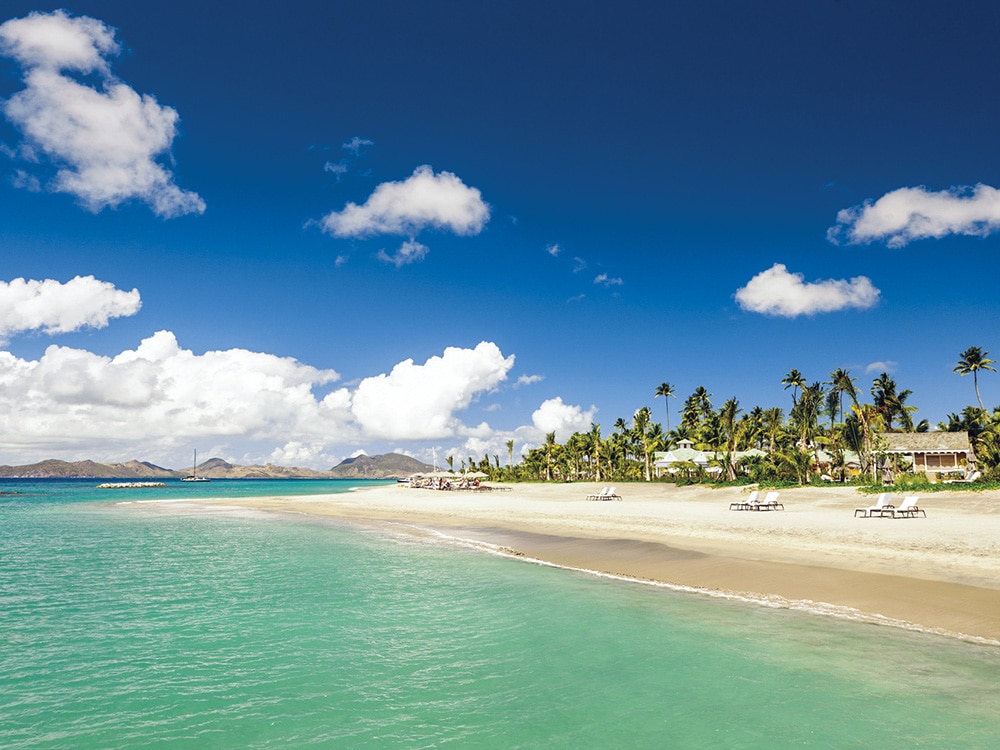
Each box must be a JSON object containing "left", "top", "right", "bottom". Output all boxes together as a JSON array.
[{"left": 180, "top": 449, "right": 210, "bottom": 482}]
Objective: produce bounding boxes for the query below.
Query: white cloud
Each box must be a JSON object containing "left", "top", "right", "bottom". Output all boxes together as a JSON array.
[
  {"left": 734, "top": 263, "right": 880, "bottom": 317},
  {"left": 268, "top": 441, "right": 339, "bottom": 468},
  {"left": 0, "top": 331, "right": 536, "bottom": 468},
  {"left": 351, "top": 341, "right": 515, "bottom": 440},
  {"left": 0, "top": 10, "right": 204, "bottom": 218},
  {"left": 594, "top": 273, "right": 623, "bottom": 287},
  {"left": 572, "top": 257, "right": 587, "bottom": 273},
  {"left": 342, "top": 136, "right": 373, "bottom": 155},
  {"left": 865, "top": 360, "right": 898, "bottom": 374},
  {"left": 515, "top": 374, "right": 544, "bottom": 387},
  {"left": 546, "top": 243, "right": 561, "bottom": 256},
  {"left": 377, "top": 239, "right": 429, "bottom": 267},
  {"left": 0, "top": 275, "right": 140, "bottom": 342},
  {"left": 828, "top": 184, "right": 1000, "bottom": 248},
  {"left": 0, "top": 331, "right": 348, "bottom": 457},
  {"left": 531, "top": 397, "right": 597, "bottom": 441},
  {"left": 319, "top": 165, "right": 489, "bottom": 238}
]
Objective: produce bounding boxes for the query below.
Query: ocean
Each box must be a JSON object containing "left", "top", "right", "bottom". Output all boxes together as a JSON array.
[{"left": 2, "top": 479, "right": 999, "bottom": 748}]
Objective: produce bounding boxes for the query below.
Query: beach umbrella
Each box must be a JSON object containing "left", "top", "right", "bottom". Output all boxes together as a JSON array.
[{"left": 466, "top": 471, "right": 488, "bottom": 479}]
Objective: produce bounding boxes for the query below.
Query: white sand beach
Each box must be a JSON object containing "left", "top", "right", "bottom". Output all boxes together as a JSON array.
[{"left": 154, "top": 482, "right": 1000, "bottom": 642}]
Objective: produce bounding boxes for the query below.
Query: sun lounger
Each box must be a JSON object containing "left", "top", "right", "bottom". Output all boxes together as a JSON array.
[
  {"left": 855, "top": 493, "right": 893, "bottom": 518},
  {"left": 891, "top": 495, "right": 926, "bottom": 518},
  {"left": 943, "top": 470, "right": 981, "bottom": 484},
  {"left": 600, "top": 486, "right": 622, "bottom": 501},
  {"left": 748, "top": 490, "right": 783, "bottom": 511},
  {"left": 586, "top": 487, "right": 610, "bottom": 501},
  {"left": 730, "top": 490, "right": 759, "bottom": 511}
]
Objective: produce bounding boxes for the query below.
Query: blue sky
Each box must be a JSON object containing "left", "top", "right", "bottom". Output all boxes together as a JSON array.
[{"left": 1, "top": 1, "right": 999, "bottom": 469}]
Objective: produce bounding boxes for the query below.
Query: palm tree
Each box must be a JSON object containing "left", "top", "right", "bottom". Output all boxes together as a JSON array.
[
  {"left": 955, "top": 346, "right": 997, "bottom": 410},
  {"left": 543, "top": 431, "right": 557, "bottom": 481},
  {"left": 870, "top": 372, "right": 898, "bottom": 430},
  {"left": 654, "top": 382, "right": 677, "bottom": 432},
  {"left": 782, "top": 369, "right": 806, "bottom": 409},
  {"left": 589, "top": 422, "right": 603, "bottom": 482},
  {"left": 506, "top": 439, "right": 515, "bottom": 471},
  {"left": 719, "top": 397, "right": 742, "bottom": 480},
  {"left": 632, "top": 407, "right": 653, "bottom": 481},
  {"left": 826, "top": 368, "right": 857, "bottom": 426}
]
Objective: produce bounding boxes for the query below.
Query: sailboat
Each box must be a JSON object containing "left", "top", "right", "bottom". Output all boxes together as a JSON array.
[{"left": 180, "top": 449, "right": 210, "bottom": 482}]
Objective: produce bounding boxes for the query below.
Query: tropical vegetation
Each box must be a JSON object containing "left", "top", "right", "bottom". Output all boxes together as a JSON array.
[{"left": 458, "top": 347, "right": 1000, "bottom": 486}]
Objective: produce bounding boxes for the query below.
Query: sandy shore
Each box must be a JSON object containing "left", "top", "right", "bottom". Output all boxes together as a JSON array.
[{"left": 144, "top": 482, "right": 1000, "bottom": 643}]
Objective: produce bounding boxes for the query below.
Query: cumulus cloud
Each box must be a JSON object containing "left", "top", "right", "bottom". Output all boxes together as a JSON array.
[
  {"left": 828, "top": 184, "right": 1000, "bottom": 248},
  {"left": 0, "top": 275, "right": 140, "bottom": 342},
  {"left": 319, "top": 165, "right": 489, "bottom": 238},
  {"left": 531, "top": 397, "right": 597, "bottom": 440},
  {"left": 377, "top": 239, "right": 429, "bottom": 267},
  {"left": 735, "top": 263, "right": 880, "bottom": 317},
  {"left": 0, "top": 331, "right": 347, "bottom": 453},
  {"left": 351, "top": 342, "right": 515, "bottom": 440},
  {"left": 0, "top": 333, "right": 526, "bottom": 466},
  {"left": 0, "top": 9, "right": 204, "bottom": 217}
]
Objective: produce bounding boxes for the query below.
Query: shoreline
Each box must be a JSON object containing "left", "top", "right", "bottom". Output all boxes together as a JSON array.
[{"left": 130, "top": 482, "right": 1000, "bottom": 644}]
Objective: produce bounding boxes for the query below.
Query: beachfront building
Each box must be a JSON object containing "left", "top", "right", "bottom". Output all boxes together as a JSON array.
[
  {"left": 878, "top": 431, "right": 975, "bottom": 482},
  {"left": 653, "top": 439, "right": 711, "bottom": 477},
  {"left": 653, "top": 439, "right": 767, "bottom": 478}
]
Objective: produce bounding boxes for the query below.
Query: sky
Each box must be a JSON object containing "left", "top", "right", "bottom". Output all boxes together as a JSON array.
[{"left": 1, "top": 1, "right": 999, "bottom": 470}]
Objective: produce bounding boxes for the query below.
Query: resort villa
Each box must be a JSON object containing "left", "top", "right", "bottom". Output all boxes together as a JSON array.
[
  {"left": 653, "top": 439, "right": 767, "bottom": 478},
  {"left": 878, "top": 431, "right": 975, "bottom": 483},
  {"left": 655, "top": 432, "right": 976, "bottom": 484}
]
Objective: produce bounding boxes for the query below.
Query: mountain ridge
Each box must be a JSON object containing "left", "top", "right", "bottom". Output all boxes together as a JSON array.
[{"left": 0, "top": 453, "right": 434, "bottom": 480}]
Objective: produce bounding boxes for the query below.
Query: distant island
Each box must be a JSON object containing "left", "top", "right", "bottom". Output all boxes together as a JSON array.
[{"left": 0, "top": 453, "right": 434, "bottom": 480}]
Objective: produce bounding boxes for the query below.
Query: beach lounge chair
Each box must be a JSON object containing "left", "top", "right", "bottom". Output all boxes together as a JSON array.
[
  {"left": 752, "top": 491, "right": 783, "bottom": 511},
  {"left": 891, "top": 496, "right": 926, "bottom": 518},
  {"left": 730, "top": 490, "right": 759, "bottom": 511},
  {"left": 855, "top": 493, "right": 893, "bottom": 518},
  {"left": 944, "top": 470, "right": 981, "bottom": 484},
  {"left": 600, "top": 486, "right": 622, "bottom": 501},
  {"left": 586, "top": 486, "right": 609, "bottom": 501}
]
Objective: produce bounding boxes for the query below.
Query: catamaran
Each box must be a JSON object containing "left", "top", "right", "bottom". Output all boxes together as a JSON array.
[{"left": 180, "top": 449, "right": 210, "bottom": 482}]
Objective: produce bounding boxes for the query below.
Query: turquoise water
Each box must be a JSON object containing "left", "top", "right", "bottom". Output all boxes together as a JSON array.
[{"left": 2, "top": 480, "right": 1000, "bottom": 748}]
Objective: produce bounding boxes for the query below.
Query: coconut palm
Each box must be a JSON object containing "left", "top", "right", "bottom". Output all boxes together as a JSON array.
[
  {"left": 506, "top": 439, "right": 515, "bottom": 471},
  {"left": 589, "top": 422, "right": 603, "bottom": 482},
  {"left": 826, "top": 368, "right": 857, "bottom": 426},
  {"left": 632, "top": 407, "right": 653, "bottom": 481},
  {"left": 782, "top": 369, "right": 806, "bottom": 409},
  {"left": 954, "top": 346, "right": 997, "bottom": 410},
  {"left": 654, "top": 381, "right": 677, "bottom": 432},
  {"left": 718, "top": 397, "right": 742, "bottom": 480},
  {"left": 543, "top": 431, "right": 557, "bottom": 481}
]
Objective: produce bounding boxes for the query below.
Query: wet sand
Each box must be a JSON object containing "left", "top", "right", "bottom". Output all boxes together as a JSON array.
[{"left": 143, "top": 482, "right": 1000, "bottom": 643}]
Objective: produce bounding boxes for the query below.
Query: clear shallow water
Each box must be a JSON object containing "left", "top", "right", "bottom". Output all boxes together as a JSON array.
[{"left": 2, "top": 481, "right": 1000, "bottom": 748}]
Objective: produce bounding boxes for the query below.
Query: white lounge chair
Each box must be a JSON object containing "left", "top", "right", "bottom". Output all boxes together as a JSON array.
[
  {"left": 855, "top": 493, "right": 893, "bottom": 518},
  {"left": 891, "top": 496, "right": 926, "bottom": 518},
  {"left": 944, "top": 470, "right": 981, "bottom": 484},
  {"left": 756, "top": 491, "right": 783, "bottom": 510},
  {"left": 586, "top": 486, "right": 609, "bottom": 501},
  {"left": 601, "top": 486, "right": 622, "bottom": 501},
  {"left": 743, "top": 490, "right": 783, "bottom": 511},
  {"left": 730, "top": 490, "right": 759, "bottom": 511}
]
